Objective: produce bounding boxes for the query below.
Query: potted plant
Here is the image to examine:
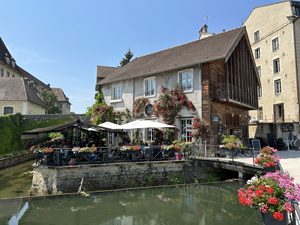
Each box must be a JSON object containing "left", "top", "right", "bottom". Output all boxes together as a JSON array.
[
  {"left": 238, "top": 171, "right": 300, "bottom": 224},
  {"left": 68, "top": 159, "right": 76, "bottom": 166},
  {"left": 219, "top": 135, "right": 240, "bottom": 158},
  {"left": 254, "top": 146, "right": 281, "bottom": 173},
  {"left": 38, "top": 147, "right": 54, "bottom": 154}
]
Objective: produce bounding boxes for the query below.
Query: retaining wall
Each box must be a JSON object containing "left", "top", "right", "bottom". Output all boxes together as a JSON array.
[
  {"left": 22, "top": 114, "right": 90, "bottom": 122},
  {"left": 0, "top": 154, "right": 35, "bottom": 169},
  {"left": 31, "top": 160, "right": 215, "bottom": 196}
]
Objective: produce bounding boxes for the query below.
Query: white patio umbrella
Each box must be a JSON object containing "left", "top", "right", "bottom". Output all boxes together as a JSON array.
[
  {"left": 98, "top": 122, "right": 123, "bottom": 130},
  {"left": 119, "top": 119, "right": 175, "bottom": 129}
]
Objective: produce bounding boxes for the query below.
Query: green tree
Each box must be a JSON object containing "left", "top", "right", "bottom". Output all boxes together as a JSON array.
[
  {"left": 119, "top": 49, "right": 134, "bottom": 67},
  {"left": 40, "top": 89, "right": 62, "bottom": 114}
]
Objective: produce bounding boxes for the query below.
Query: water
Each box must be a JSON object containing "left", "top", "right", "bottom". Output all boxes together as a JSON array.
[
  {"left": 0, "top": 160, "right": 34, "bottom": 199},
  {"left": 0, "top": 182, "right": 263, "bottom": 225}
]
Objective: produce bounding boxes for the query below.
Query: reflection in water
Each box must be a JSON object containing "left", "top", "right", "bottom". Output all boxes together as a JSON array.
[{"left": 0, "top": 182, "right": 262, "bottom": 225}]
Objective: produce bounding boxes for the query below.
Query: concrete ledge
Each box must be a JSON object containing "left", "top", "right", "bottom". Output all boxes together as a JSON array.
[{"left": 0, "top": 154, "right": 35, "bottom": 169}]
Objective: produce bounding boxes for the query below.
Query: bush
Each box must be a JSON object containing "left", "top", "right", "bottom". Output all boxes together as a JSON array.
[{"left": 0, "top": 115, "right": 23, "bottom": 154}]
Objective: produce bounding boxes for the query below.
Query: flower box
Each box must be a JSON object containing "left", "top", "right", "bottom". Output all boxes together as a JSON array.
[{"left": 261, "top": 211, "right": 288, "bottom": 225}]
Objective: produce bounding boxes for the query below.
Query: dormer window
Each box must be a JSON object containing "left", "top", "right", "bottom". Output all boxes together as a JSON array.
[
  {"left": 5, "top": 53, "right": 10, "bottom": 65},
  {"left": 11, "top": 58, "right": 15, "bottom": 68},
  {"left": 28, "top": 80, "right": 30, "bottom": 85},
  {"left": 33, "top": 83, "right": 36, "bottom": 88}
]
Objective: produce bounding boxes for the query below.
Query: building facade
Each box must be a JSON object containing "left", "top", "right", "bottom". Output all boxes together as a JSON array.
[
  {"left": 244, "top": 1, "right": 300, "bottom": 124},
  {"left": 51, "top": 88, "right": 71, "bottom": 114},
  {"left": 97, "top": 27, "right": 260, "bottom": 149}
]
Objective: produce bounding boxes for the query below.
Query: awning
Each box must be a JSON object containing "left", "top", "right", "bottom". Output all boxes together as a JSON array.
[
  {"left": 119, "top": 119, "right": 175, "bottom": 129},
  {"left": 98, "top": 122, "right": 123, "bottom": 130},
  {"left": 21, "top": 119, "right": 126, "bottom": 139}
]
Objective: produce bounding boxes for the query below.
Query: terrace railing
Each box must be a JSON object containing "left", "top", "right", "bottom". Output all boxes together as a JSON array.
[{"left": 35, "top": 145, "right": 190, "bottom": 166}]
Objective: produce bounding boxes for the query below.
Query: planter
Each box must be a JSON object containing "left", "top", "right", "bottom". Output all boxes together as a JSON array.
[
  {"left": 68, "top": 161, "right": 76, "bottom": 166},
  {"left": 261, "top": 211, "right": 288, "bottom": 225},
  {"left": 264, "top": 166, "right": 276, "bottom": 173},
  {"left": 175, "top": 152, "right": 182, "bottom": 160}
]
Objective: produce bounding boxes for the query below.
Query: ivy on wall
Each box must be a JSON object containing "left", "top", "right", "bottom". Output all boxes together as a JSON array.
[{"left": 0, "top": 114, "right": 23, "bottom": 154}]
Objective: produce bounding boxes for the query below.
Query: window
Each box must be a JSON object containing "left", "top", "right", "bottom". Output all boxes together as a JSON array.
[
  {"left": 6, "top": 71, "right": 10, "bottom": 77},
  {"left": 144, "top": 77, "right": 155, "bottom": 96},
  {"left": 275, "top": 79, "right": 281, "bottom": 95},
  {"left": 272, "top": 38, "right": 279, "bottom": 51},
  {"left": 0, "top": 68, "right": 3, "bottom": 77},
  {"left": 180, "top": 119, "right": 192, "bottom": 142},
  {"left": 273, "top": 58, "right": 280, "bottom": 73},
  {"left": 295, "top": 7, "right": 300, "bottom": 17},
  {"left": 12, "top": 74, "right": 15, "bottom": 78},
  {"left": 254, "top": 31, "right": 260, "bottom": 42},
  {"left": 107, "top": 132, "right": 114, "bottom": 145},
  {"left": 257, "top": 86, "right": 262, "bottom": 98},
  {"left": 3, "top": 106, "right": 14, "bottom": 115},
  {"left": 255, "top": 48, "right": 260, "bottom": 59},
  {"left": 113, "top": 85, "right": 122, "bottom": 100},
  {"left": 257, "top": 66, "right": 261, "bottom": 78},
  {"left": 179, "top": 69, "right": 193, "bottom": 91},
  {"left": 146, "top": 128, "right": 155, "bottom": 141}
]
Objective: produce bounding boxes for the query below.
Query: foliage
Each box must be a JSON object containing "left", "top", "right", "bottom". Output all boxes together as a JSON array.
[
  {"left": 132, "top": 97, "right": 149, "bottom": 119},
  {"left": 48, "top": 132, "right": 64, "bottom": 140},
  {"left": 91, "top": 105, "right": 114, "bottom": 125},
  {"left": 72, "top": 147, "right": 97, "bottom": 153},
  {"left": 0, "top": 149, "right": 31, "bottom": 159},
  {"left": 221, "top": 134, "right": 240, "bottom": 145},
  {"left": 40, "top": 89, "right": 62, "bottom": 114},
  {"left": 152, "top": 85, "right": 196, "bottom": 141},
  {"left": 0, "top": 114, "right": 23, "bottom": 154},
  {"left": 119, "top": 49, "right": 134, "bottom": 67},
  {"left": 191, "top": 116, "right": 206, "bottom": 139},
  {"left": 254, "top": 146, "right": 281, "bottom": 168},
  {"left": 168, "top": 175, "right": 184, "bottom": 185},
  {"left": 238, "top": 171, "right": 300, "bottom": 221},
  {"left": 146, "top": 174, "right": 154, "bottom": 186}
]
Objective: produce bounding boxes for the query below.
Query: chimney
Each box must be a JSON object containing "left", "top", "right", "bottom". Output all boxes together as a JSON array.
[{"left": 198, "top": 24, "right": 214, "bottom": 39}]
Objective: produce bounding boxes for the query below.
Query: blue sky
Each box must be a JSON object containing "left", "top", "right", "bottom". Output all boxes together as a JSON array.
[{"left": 1, "top": 0, "right": 280, "bottom": 113}]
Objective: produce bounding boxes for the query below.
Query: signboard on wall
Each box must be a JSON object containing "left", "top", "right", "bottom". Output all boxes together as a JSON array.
[
  {"left": 211, "top": 114, "right": 220, "bottom": 123},
  {"left": 282, "top": 123, "right": 294, "bottom": 132}
]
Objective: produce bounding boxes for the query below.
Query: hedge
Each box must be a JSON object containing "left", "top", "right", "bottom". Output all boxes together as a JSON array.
[{"left": 0, "top": 114, "right": 23, "bottom": 154}]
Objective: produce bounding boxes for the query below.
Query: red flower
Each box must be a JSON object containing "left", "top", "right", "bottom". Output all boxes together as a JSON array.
[
  {"left": 268, "top": 197, "right": 278, "bottom": 205},
  {"left": 273, "top": 211, "right": 283, "bottom": 221}
]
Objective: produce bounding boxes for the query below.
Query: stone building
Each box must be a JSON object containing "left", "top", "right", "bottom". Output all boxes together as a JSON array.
[
  {"left": 97, "top": 26, "right": 260, "bottom": 149},
  {"left": 51, "top": 88, "right": 71, "bottom": 114},
  {"left": 243, "top": 0, "right": 300, "bottom": 141}
]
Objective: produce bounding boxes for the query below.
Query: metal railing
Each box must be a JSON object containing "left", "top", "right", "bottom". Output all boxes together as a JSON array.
[{"left": 35, "top": 145, "right": 190, "bottom": 166}]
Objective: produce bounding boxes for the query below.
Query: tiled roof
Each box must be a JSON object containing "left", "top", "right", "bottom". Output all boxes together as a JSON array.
[
  {"left": 18, "top": 66, "right": 52, "bottom": 91},
  {"left": 97, "top": 66, "right": 119, "bottom": 79},
  {"left": 0, "top": 77, "right": 47, "bottom": 108},
  {"left": 51, "top": 88, "right": 70, "bottom": 104},
  {"left": 99, "top": 27, "right": 245, "bottom": 85},
  {"left": 0, "top": 37, "right": 21, "bottom": 73}
]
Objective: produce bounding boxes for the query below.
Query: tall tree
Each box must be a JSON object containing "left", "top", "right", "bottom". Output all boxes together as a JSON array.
[
  {"left": 119, "top": 49, "right": 134, "bottom": 67},
  {"left": 40, "top": 89, "right": 62, "bottom": 114}
]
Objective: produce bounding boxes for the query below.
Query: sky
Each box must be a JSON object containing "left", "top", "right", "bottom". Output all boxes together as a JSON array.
[{"left": 0, "top": 0, "right": 281, "bottom": 114}]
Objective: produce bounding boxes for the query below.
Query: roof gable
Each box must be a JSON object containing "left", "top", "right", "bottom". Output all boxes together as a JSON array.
[
  {"left": 99, "top": 27, "right": 245, "bottom": 85},
  {"left": 51, "top": 87, "right": 70, "bottom": 104}
]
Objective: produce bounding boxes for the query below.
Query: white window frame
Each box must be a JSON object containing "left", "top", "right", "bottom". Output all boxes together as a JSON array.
[
  {"left": 144, "top": 76, "right": 156, "bottom": 97},
  {"left": 254, "top": 30, "right": 260, "bottom": 42},
  {"left": 275, "top": 79, "right": 281, "bottom": 95},
  {"left": 6, "top": 71, "right": 10, "bottom": 77},
  {"left": 256, "top": 66, "right": 261, "bottom": 78},
  {"left": 178, "top": 68, "right": 193, "bottom": 92},
  {"left": 107, "top": 132, "right": 114, "bottom": 145},
  {"left": 254, "top": 47, "right": 260, "bottom": 59},
  {"left": 146, "top": 128, "right": 155, "bottom": 142},
  {"left": 111, "top": 83, "right": 122, "bottom": 102},
  {"left": 180, "top": 118, "right": 192, "bottom": 142},
  {"left": 272, "top": 37, "right": 279, "bottom": 51},
  {"left": 257, "top": 86, "right": 262, "bottom": 98},
  {"left": 273, "top": 58, "right": 280, "bottom": 74},
  {"left": 2, "top": 105, "right": 14, "bottom": 115}
]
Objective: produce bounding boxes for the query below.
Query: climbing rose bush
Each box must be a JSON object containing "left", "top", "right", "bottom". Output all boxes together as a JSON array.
[
  {"left": 132, "top": 98, "right": 149, "bottom": 119},
  {"left": 238, "top": 171, "right": 300, "bottom": 221},
  {"left": 191, "top": 116, "right": 206, "bottom": 139}
]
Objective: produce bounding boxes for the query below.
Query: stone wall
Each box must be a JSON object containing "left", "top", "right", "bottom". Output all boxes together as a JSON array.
[
  {"left": 0, "top": 154, "right": 35, "bottom": 169},
  {"left": 22, "top": 114, "right": 90, "bottom": 123},
  {"left": 31, "top": 161, "right": 216, "bottom": 196}
]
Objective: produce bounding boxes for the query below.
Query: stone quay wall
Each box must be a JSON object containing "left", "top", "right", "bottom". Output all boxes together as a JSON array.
[
  {"left": 31, "top": 160, "right": 215, "bottom": 196},
  {"left": 0, "top": 154, "right": 35, "bottom": 169}
]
